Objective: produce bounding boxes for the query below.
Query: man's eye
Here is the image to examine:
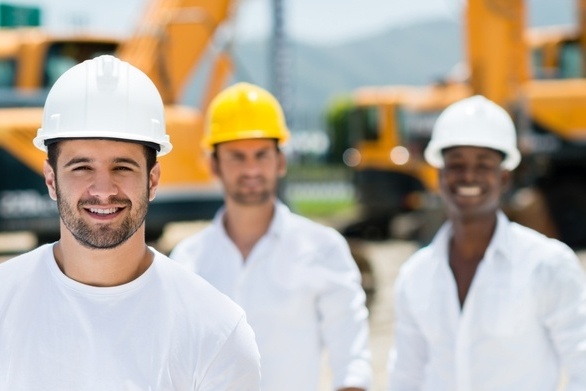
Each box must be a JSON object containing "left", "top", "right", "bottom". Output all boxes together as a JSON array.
[
  {"left": 445, "top": 164, "right": 464, "bottom": 171},
  {"left": 478, "top": 165, "right": 491, "bottom": 170},
  {"left": 72, "top": 166, "right": 91, "bottom": 171}
]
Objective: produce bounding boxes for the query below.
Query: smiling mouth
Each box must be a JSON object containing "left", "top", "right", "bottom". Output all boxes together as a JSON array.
[
  {"left": 456, "top": 186, "right": 481, "bottom": 197},
  {"left": 88, "top": 207, "right": 121, "bottom": 215}
]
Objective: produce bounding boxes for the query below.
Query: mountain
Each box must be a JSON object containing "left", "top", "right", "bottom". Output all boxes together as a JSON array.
[
  {"left": 200, "top": 4, "right": 573, "bottom": 130},
  {"left": 232, "top": 18, "right": 462, "bottom": 127}
]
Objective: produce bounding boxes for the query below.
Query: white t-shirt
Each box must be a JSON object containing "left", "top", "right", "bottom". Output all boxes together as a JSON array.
[
  {"left": 170, "top": 201, "right": 372, "bottom": 391},
  {"left": 0, "top": 244, "right": 261, "bottom": 391}
]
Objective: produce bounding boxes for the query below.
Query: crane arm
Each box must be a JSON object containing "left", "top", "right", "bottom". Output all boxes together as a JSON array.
[{"left": 116, "top": 0, "right": 236, "bottom": 104}]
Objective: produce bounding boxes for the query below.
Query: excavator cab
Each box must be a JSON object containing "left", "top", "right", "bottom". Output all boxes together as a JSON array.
[
  {"left": 528, "top": 27, "right": 581, "bottom": 79},
  {"left": 329, "top": 84, "right": 469, "bottom": 241},
  {"left": 0, "top": 30, "right": 118, "bottom": 108},
  {"left": 0, "top": 32, "right": 120, "bottom": 242},
  {"left": 0, "top": 0, "right": 236, "bottom": 247}
]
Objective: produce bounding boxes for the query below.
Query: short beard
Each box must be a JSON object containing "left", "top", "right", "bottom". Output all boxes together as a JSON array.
[
  {"left": 230, "top": 189, "right": 272, "bottom": 206},
  {"left": 229, "top": 175, "right": 273, "bottom": 205},
  {"left": 56, "top": 185, "right": 149, "bottom": 250}
]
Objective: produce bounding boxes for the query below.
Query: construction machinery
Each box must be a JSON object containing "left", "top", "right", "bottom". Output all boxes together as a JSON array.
[
  {"left": 330, "top": 0, "right": 586, "bottom": 248},
  {"left": 0, "top": 0, "right": 236, "bottom": 244}
]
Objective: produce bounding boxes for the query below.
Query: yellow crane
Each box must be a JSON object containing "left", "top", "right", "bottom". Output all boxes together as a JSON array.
[
  {"left": 330, "top": 0, "right": 586, "bottom": 247},
  {"left": 0, "top": 0, "right": 237, "bottom": 243}
]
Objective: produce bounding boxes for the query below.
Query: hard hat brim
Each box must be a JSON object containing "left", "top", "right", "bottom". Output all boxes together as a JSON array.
[{"left": 34, "top": 130, "right": 173, "bottom": 156}]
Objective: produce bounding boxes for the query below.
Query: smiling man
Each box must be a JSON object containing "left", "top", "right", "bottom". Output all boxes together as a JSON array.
[
  {"left": 387, "top": 95, "right": 586, "bottom": 391},
  {"left": 170, "top": 82, "right": 372, "bottom": 391},
  {"left": 0, "top": 55, "right": 261, "bottom": 390}
]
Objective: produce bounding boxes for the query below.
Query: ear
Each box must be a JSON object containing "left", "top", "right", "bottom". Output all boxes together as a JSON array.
[
  {"left": 501, "top": 169, "right": 512, "bottom": 192},
  {"left": 148, "top": 162, "right": 161, "bottom": 201},
  {"left": 277, "top": 151, "right": 287, "bottom": 178},
  {"left": 43, "top": 160, "right": 58, "bottom": 201},
  {"left": 210, "top": 155, "right": 220, "bottom": 178}
]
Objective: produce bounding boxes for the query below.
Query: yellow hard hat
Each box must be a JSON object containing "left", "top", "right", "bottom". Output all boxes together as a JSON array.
[{"left": 203, "top": 82, "right": 289, "bottom": 150}]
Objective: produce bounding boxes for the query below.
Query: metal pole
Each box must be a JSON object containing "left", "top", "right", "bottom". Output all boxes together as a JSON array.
[{"left": 270, "top": 0, "right": 292, "bottom": 127}]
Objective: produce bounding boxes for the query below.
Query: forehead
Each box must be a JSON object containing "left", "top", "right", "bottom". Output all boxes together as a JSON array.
[
  {"left": 442, "top": 146, "right": 504, "bottom": 161},
  {"left": 56, "top": 139, "right": 146, "bottom": 161},
  {"left": 216, "top": 138, "right": 277, "bottom": 153}
]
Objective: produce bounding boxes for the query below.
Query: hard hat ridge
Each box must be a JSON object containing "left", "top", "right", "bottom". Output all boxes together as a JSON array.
[
  {"left": 94, "top": 54, "right": 120, "bottom": 91},
  {"left": 424, "top": 95, "right": 521, "bottom": 170},
  {"left": 33, "top": 55, "right": 172, "bottom": 156}
]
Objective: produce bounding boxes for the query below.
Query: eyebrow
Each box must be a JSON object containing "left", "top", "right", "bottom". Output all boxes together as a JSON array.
[{"left": 63, "top": 157, "right": 141, "bottom": 168}]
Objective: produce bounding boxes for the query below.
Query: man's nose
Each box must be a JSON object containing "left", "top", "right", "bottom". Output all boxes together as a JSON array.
[{"left": 88, "top": 172, "right": 119, "bottom": 198}]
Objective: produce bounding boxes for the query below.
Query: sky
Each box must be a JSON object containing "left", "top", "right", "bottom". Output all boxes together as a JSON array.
[
  {"left": 2, "top": 0, "right": 575, "bottom": 45},
  {"left": 2, "top": 0, "right": 463, "bottom": 45}
]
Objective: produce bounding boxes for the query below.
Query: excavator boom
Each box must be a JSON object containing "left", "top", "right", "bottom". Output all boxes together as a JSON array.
[
  {"left": 116, "top": 0, "right": 236, "bottom": 104},
  {"left": 333, "top": 0, "right": 586, "bottom": 247},
  {"left": 0, "top": 0, "right": 238, "bottom": 244}
]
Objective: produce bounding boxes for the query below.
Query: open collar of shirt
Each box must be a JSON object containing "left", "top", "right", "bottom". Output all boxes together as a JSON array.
[
  {"left": 430, "top": 210, "right": 515, "bottom": 270},
  {"left": 420, "top": 210, "right": 519, "bottom": 321},
  {"left": 211, "top": 200, "right": 288, "bottom": 246}
]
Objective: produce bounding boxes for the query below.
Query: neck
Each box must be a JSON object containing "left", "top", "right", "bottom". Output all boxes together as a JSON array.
[
  {"left": 450, "top": 212, "right": 498, "bottom": 262},
  {"left": 223, "top": 199, "right": 276, "bottom": 260},
  {"left": 53, "top": 225, "right": 153, "bottom": 287}
]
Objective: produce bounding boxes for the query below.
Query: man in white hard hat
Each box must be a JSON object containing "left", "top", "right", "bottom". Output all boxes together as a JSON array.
[
  {"left": 170, "top": 82, "right": 372, "bottom": 391},
  {"left": 0, "top": 55, "right": 261, "bottom": 390},
  {"left": 387, "top": 95, "right": 586, "bottom": 391}
]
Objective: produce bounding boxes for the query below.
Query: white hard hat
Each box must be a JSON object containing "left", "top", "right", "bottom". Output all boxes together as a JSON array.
[
  {"left": 34, "top": 55, "right": 172, "bottom": 156},
  {"left": 424, "top": 95, "right": 520, "bottom": 170}
]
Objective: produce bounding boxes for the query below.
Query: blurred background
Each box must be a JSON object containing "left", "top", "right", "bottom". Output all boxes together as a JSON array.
[
  {"left": 0, "top": 1, "right": 584, "bottom": 389},
  {"left": 0, "top": 0, "right": 582, "bottom": 248}
]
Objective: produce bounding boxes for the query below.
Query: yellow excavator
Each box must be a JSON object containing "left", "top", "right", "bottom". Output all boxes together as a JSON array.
[
  {"left": 331, "top": 0, "right": 586, "bottom": 247},
  {"left": 0, "top": 0, "right": 236, "bottom": 243}
]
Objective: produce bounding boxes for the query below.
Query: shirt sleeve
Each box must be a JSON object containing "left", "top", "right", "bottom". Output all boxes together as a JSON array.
[
  {"left": 387, "top": 268, "right": 428, "bottom": 391},
  {"left": 537, "top": 249, "right": 586, "bottom": 391},
  {"left": 197, "top": 315, "right": 261, "bottom": 391},
  {"left": 316, "top": 236, "right": 372, "bottom": 390}
]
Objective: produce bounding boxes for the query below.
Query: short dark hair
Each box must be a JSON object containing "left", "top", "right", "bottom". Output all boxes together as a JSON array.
[
  {"left": 47, "top": 140, "right": 157, "bottom": 172},
  {"left": 441, "top": 146, "right": 506, "bottom": 162},
  {"left": 211, "top": 138, "right": 281, "bottom": 160}
]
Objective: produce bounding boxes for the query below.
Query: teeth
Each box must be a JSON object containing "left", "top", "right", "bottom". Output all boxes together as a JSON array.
[
  {"left": 457, "top": 186, "right": 481, "bottom": 196},
  {"left": 89, "top": 208, "right": 118, "bottom": 215}
]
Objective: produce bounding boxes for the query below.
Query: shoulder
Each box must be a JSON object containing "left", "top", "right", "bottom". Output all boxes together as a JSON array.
[
  {"left": 0, "top": 244, "right": 51, "bottom": 280},
  {"left": 499, "top": 222, "right": 586, "bottom": 297},
  {"left": 283, "top": 211, "right": 349, "bottom": 249},
  {"left": 396, "top": 220, "right": 453, "bottom": 283},
  {"left": 283, "top": 213, "right": 356, "bottom": 270},
  {"left": 507, "top": 222, "right": 578, "bottom": 266},
  {"left": 273, "top": 209, "right": 362, "bottom": 278},
  {"left": 396, "top": 244, "right": 437, "bottom": 283},
  {"left": 169, "top": 222, "right": 218, "bottom": 260},
  {"left": 150, "top": 252, "right": 260, "bottom": 380},
  {"left": 154, "top": 252, "right": 246, "bottom": 320},
  {"left": 152, "top": 254, "right": 254, "bottom": 350},
  {"left": 504, "top": 224, "right": 586, "bottom": 313}
]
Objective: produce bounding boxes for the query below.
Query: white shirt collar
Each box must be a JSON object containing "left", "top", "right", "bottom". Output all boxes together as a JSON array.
[
  {"left": 212, "top": 199, "right": 290, "bottom": 240},
  {"left": 430, "top": 210, "right": 514, "bottom": 266}
]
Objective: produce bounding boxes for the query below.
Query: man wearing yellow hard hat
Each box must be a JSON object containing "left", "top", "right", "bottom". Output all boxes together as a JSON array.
[{"left": 171, "top": 82, "right": 372, "bottom": 391}]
